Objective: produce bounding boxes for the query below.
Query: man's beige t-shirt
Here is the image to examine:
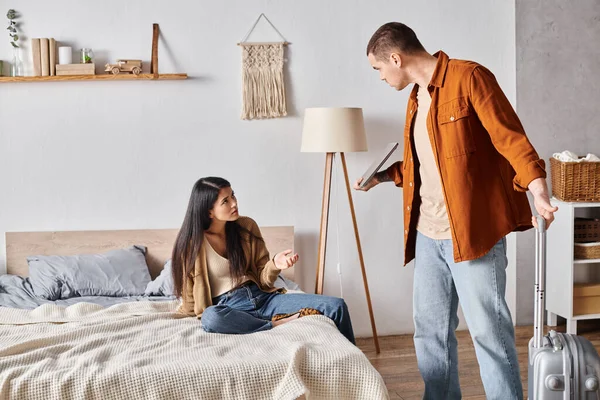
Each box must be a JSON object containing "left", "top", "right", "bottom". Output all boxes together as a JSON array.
[{"left": 413, "top": 85, "right": 452, "bottom": 240}]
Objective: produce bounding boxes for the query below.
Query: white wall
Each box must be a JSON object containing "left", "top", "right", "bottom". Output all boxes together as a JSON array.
[{"left": 0, "top": 0, "right": 516, "bottom": 337}]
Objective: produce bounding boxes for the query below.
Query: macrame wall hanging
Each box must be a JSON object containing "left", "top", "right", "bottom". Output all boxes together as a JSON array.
[{"left": 238, "top": 14, "right": 288, "bottom": 120}]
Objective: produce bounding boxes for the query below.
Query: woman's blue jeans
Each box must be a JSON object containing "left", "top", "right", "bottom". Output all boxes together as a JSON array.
[{"left": 201, "top": 282, "right": 355, "bottom": 344}]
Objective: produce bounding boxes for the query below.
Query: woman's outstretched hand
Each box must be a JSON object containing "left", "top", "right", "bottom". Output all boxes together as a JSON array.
[{"left": 274, "top": 250, "right": 299, "bottom": 270}]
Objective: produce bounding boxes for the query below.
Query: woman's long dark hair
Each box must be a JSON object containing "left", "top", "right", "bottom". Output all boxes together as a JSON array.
[{"left": 171, "top": 177, "right": 260, "bottom": 298}]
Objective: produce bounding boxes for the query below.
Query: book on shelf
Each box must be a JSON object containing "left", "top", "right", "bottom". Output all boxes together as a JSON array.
[
  {"left": 40, "top": 38, "right": 50, "bottom": 76},
  {"left": 49, "top": 38, "right": 56, "bottom": 76},
  {"left": 31, "top": 38, "right": 41, "bottom": 76}
]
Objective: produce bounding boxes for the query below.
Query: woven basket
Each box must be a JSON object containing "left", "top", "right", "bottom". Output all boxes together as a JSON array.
[
  {"left": 574, "top": 242, "right": 600, "bottom": 260},
  {"left": 575, "top": 218, "right": 600, "bottom": 243},
  {"left": 550, "top": 157, "right": 600, "bottom": 202}
]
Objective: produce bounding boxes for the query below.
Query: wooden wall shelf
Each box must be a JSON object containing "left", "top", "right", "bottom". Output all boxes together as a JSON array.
[
  {"left": 0, "top": 24, "right": 186, "bottom": 84},
  {"left": 0, "top": 73, "right": 187, "bottom": 83}
]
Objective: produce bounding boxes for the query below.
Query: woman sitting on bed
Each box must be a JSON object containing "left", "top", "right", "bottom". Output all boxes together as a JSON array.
[{"left": 172, "top": 176, "right": 355, "bottom": 344}]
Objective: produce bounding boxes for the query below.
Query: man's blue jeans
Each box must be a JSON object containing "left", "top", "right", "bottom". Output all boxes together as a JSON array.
[
  {"left": 414, "top": 232, "right": 522, "bottom": 400},
  {"left": 201, "top": 282, "right": 355, "bottom": 344}
]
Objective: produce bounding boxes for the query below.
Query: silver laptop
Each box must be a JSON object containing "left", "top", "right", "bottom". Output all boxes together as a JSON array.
[{"left": 359, "top": 142, "right": 399, "bottom": 188}]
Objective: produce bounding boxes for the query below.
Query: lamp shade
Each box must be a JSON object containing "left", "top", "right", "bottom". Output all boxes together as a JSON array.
[{"left": 301, "top": 107, "right": 368, "bottom": 153}]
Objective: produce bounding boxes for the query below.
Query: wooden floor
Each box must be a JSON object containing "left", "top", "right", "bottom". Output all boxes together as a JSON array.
[{"left": 356, "top": 321, "right": 600, "bottom": 399}]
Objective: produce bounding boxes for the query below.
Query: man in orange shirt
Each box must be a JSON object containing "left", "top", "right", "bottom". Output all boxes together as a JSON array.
[{"left": 355, "top": 22, "right": 557, "bottom": 400}]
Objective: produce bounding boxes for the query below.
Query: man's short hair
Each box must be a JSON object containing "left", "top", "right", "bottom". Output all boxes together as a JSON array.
[{"left": 366, "top": 22, "right": 426, "bottom": 59}]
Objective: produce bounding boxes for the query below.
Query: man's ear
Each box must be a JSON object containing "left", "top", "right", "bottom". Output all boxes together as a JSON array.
[{"left": 390, "top": 52, "right": 402, "bottom": 68}]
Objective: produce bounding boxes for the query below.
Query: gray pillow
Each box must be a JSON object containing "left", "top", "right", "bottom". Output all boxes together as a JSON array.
[
  {"left": 27, "top": 245, "right": 152, "bottom": 300},
  {"left": 274, "top": 275, "right": 302, "bottom": 291},
  {"left": 144, "top": 259, "right": 175, "bottom": 296}
]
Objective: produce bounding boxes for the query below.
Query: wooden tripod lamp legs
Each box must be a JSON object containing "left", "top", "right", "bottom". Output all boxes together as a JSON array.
[
  {"left": 315, "top": 152, "right": 380, "bottom": 353},
  {"left": 315, "top": 153, "right": 333, "bottom": 295}
]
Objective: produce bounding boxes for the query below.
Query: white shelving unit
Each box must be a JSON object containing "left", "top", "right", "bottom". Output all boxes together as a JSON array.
[{"left": 547, "top": 199, "right": 600, "bottom": 334}]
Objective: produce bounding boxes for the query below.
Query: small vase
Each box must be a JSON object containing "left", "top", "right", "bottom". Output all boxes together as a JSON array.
[
  {"left": 80, "top": 48, "right": 94, "bottom": 64},
  {"left": 10, "top": 47, "right": 23, "bottom": 77}
]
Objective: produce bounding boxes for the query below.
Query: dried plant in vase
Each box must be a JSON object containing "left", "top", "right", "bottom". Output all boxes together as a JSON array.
[
  {"left": 6, "top": 9, "right": 18, "bottom": 48},
  {"left": 6, "top": 9, "right": 22, "bottom": 76}
]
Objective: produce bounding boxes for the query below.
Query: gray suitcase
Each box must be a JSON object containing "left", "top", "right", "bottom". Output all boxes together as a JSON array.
[{"left": 528, "top": 216, "right": 600, "bottom": 399}]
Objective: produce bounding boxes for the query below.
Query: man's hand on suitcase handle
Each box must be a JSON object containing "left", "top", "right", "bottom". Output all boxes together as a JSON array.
[{"left": 529, "top": 177, "right": 559, "bottom": 229}]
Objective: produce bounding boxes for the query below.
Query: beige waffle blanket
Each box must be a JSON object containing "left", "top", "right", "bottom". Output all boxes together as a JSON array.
[{"left": 0, "top": 301, "right": 388, "bottom": 400}]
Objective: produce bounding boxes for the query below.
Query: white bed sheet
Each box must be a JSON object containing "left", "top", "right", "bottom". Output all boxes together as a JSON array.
[{"left": 0, "top": 300, "right": 388, "bottom": 400}]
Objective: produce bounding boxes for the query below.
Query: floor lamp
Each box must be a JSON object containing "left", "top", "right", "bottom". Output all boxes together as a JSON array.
[{"left": 301, "top": 107, "right": 380, "bottom": 353}]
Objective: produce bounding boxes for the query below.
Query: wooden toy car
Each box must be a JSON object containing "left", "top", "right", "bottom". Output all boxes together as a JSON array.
[{"left": 104, "top": 59, "right": 142, "bottom": 75}]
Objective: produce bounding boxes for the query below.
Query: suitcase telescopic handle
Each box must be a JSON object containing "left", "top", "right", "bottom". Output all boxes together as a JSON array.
[{"left": 534, "top": 215, "right": 547, "bottom": 348}]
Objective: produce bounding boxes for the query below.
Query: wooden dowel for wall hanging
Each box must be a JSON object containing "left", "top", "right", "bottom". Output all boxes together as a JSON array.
[{"left": 236, "top": 42, "right": 289, "bottom": 46}]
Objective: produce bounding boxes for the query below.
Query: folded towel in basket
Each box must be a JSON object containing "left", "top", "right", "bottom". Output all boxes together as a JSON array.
[{"left": 553, "top": 150, "right": 600, "bottom": 162}]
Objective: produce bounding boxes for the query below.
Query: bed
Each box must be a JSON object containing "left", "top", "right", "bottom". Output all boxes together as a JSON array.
[{"left": 0, "top": 227, "right": 388, "bottom": 400}]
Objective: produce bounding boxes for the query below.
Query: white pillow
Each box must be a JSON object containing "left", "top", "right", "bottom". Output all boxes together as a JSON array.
[{"left": 144, "top": 260, "right": 175, "bottom": 296}]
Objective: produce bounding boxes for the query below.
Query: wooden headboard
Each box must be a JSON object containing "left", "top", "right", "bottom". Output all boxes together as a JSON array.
[{"left": 6, "top": 226, "right": 294, "bottom": 280}]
